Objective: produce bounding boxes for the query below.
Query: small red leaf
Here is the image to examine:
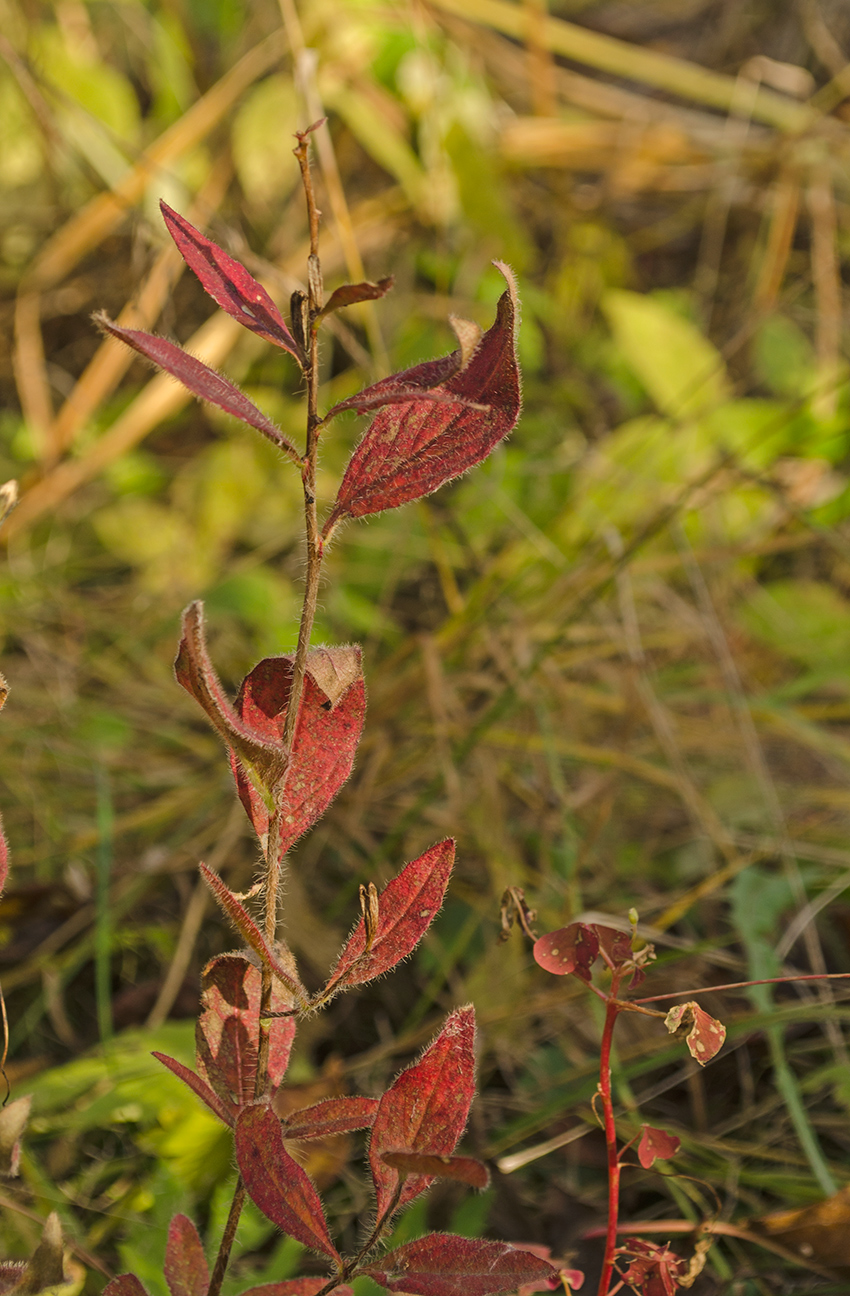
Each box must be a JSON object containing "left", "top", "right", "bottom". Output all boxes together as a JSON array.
[
  {"left": 323, "top": 840, "right": 454, "bottom": 998},
  {"left": 160, "top": 202, "right": 302, "bottom": 361},
  {"left": 317, "top": 277, "right": 394, "bottom": 320},
  {"left": 278, "top": 1095, "right": 379, "bottom": 1138},
  {"left": 618, "top": 1239, "right": 687, "bottom": 1296},
  {"left": 637, "top": 1125, "right": 681, "bottom": 1169},
  {"left": 533, "top": 924, "right": 599, "bottom": 981},
  {"left": 381, "top": 1152, "right": 490, "bottom": 1190},
  {"left": 369, "top": 1005, "right": 476, "bottom": 1220},
  {"left": 241, "top": 1284, "right": 353, "bottom": 1296},
  {"left": 323, "top": 263, "right": 520, "bottom": 534},
  {"left": 235, "top": 1104, "right": 340, "bottom": 1260},
  {"left": 594, "top": 925, "right": 633, "bottom": 969},
  {"left": 164, "top": 1215, "right": 208, "bottom": 1296},
  {"left": 196, "top": 953, "right": 297, "bottom": 1104},
  {"left": 199, "top": 864, "right": 306, "bottom": 1003},
  {"left": 152, "top": 1052, "right": 236, "bottom": 1127},
  {"left": 363, "top": 1235, "right": 559, "bottom": 1296},
  {"left": 104, "top": 1278, "right": 149, "bottom": 1296},
  {"left": 664, "top": 1001, "right": 726, "bottom": 1066},
  {"left": 94, "top": 316, "right": 300, "bottom": 460}
]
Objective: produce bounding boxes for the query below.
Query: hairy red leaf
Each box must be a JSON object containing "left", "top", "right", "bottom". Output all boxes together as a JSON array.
[
  {"left": 317, "top": 277, "right": 394, "bottom": 320},
  {"left": 533, "top": 924, "right": 599, "bottom": 982},
  {"left": 235, "top": 1104, "right": 340, "bottom": 1260},
  {"left": 510, "top": 1245, "right": 583, "bottom": 1295},
  {"left": 323, "top": 264, "right": 520, "bottom": 534},
  {"left": 664, "top": 1001, "right": 726, "bottom": 1066},
  {"left": 199, "top": 864, "right": 306, "bottom": 1003},
  {"left": 363, "top": 1235, "right": 559, "bottom": 1296},
  {"left": 175, "top": 604, "right": 365, "bottom": 861},
  {"left": 369, "top": 1005, "right": 475, "bottom": 1219},
  {"left": 94, "top": 316, "right": 300, "bottom": 460},
  {"left": 196, "top": 954, "right": 297, "bottom": 1106},
  {"left": 637, "top": 1126, "right": 681, "bottom": 1169},
  {"left": 164, "top": 1215, "right": 208, "bottom": 1296},
  {"left": 241, "top": 1284, "right": 353, "bottom": 1296},
  {"left": 152, "top": 1051, "right": 236, "bottom": 1127},
  {"left": 104, "top": 1278, "right": 149, "bottom": 1296},
  {"left": 160, "top": 202, "right": 302, "bottom": 361},
  {"left": 322, "top": 840, "right": 454, "bottom": 999},
  {"left": 279, "top": 1095, "right": 379, "bottom": 1138},
  {"left": 381, "top": 1152, "right": 490, "bottom": 1191}
]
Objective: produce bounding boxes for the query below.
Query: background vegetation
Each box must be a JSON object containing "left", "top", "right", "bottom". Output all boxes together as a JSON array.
[{"left": 2, "top": 0, "right": 850, "bottom": 1291}]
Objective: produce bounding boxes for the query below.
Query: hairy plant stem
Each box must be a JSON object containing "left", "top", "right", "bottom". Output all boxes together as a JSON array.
[
  {"left": 597, "top": 977, "right": 623, "bottom": 1296},
  {"left": 208, "top": 1176, "right": 247, "bottom": 1296},
  {"left": 311, "top": 1182, "right": 406, "bottom": 1296}
]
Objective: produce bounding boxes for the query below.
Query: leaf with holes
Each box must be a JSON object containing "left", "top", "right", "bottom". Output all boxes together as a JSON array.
[
  {"left": 664, "top": 1001, "right": 726, "bottom": 1067},
  {"left": 637, "top": 1126, "right": 681, "bottom": 1169},
  {"left": 323, "top": 264, "right": 519, "bottom": 534},
  {"left": 322, "top": 840, "right": 454, "bottom": 999},
  {"left": 160, "top": 201, "right": 302, "bottom": 360},
  {"left": 362, "top": 1235, "right": 559, "bottom": 1296},
  {"left": 94, "top": 316, "right": 300, "bottom": 460},
  {"left": 279, "top": 1096, "right": 379, "bottom": 1139},
  {"left": 235, "top": 1104, "right": 340, "bottom": 1260},
  {"left": 369, "top": 1005, "right": 475, "bottom": 1220},
  {"left": 164, "top": 1215, "right": 208, "bottom": 1296},
  {"left": 381, "top": 1152, "right": 490, "bottom": 1191},
  {"left": 533, "top": 924, "right": 599, "bottom": 982}
]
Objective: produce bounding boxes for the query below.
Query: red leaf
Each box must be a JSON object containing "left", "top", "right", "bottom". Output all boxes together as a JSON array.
[
  {"left": 235, "top": 1104, "right": 340, "bottom": 1260},
  {"left": 104, "top": 1278, "right": 149, "bottom": 1296},
  {"left": 381, "top": 1152, "right": 490, "bottom": 1190},
  {"left": 175, "top": 605, "right": 366, "bottom": 862},
  {"left": 533, "top": 924, "right": 599, "bottom": 982},
  {"left": 323, "top": 263, "right": 520, "bottom": 534},
  {"left": 241, "top": 1285, "right": 353, "bottom": 1296},
  {"left": 199, "top": 864, "right": 306, "bottom": 1004},
  {"left": 595, "top": 925, "right": 633, "bottom": 969},
  {"left": 160, "top": 202, "right": 302, "bottom": 361},
  {"left": 369, "top": 1005, "right": 475, "bottom": 1219},
  {"left": 637, "top": 1126, "right": 681, "bottom": 1169},
  {"left": 322, "top": 840, "right": 454, "bottom": 998},
  {"left": 363, "top": 1235, "right": 559, "bottom": 1296},
  {"left": 152, "top": 1051, "right": 236, "bottom": 1127},
  {"left": 196, "top": 954, "right": 298, "bottom": 1105},
  {"left": 279, "top": 1095, "right": 379, "bottom": 1138},
  {"left": 317, "top": 277, "right": 394, "bottom": 320},
  {"left": 618, "top": 1240, "right": 687, "bottom": 1296},
  {"left": 94, "top": 316, "right": 300, "bottom": 461},
  {"left": 664, "top": 1001, "right": 726, "bottom": 1066},
  {"left": 164, "top": 1215, "right": 208, "bottom": 1296}
]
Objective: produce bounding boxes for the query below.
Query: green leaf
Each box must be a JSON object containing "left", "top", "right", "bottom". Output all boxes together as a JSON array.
[{"left": 231, "top": 75, "right": 300, "bottom": 207}]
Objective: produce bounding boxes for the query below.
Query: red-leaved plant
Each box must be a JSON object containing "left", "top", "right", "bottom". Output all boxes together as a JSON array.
[{"left": 86, "top": 124, "right": 560, "bottom": 1296}]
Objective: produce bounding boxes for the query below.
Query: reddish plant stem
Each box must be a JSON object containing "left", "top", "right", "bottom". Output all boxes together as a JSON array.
[
  {"left": 634, "top": 970, "right": 850, "bottom": 1004},
  {"left": 597, "top": 978, "right": 623, "bottom": 1296},
  {"left": 208, "top": 1176, "right": 247, "bottom": 1296}
]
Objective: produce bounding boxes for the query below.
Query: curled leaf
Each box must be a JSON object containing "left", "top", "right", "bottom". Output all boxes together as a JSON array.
[
  {"left": 664, "top": 1001, "right": 726, "bottom": 1066},
  {"left": 637, "top": 1125, "right": 681, "bottom": 1169},
  {"left": 363, "top": 1235, "right": 559, "bottom": 1296},
  {"left": 316, "top": 277, "right": 394, "bottom": 321},
  {"left": 323, "top": 263, "right": 520, "bottom": 533},
  {"left": 94, "top": 316, "right": 300, "bottom": 461},
  {"left": 160, "top": 201, "right": 302, "bottom": 361}
]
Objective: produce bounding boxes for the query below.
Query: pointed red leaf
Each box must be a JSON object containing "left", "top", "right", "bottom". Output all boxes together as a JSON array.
[
  {"left": 369, "top": 1005, "right": 475, "bottom": 1219},
  {"left": 164, "top": 1215, "right": 208, "bottom": 1296},
  {"left": 241, "top": 1284, "right": 353, "bottom": 1296},
  {"left": 235, "top": 1104, "right": 340, "bottom": 1260},
  {"left": 229, "top": 647, "right": 366, "bottom": 860},
  {"left": 160, "top": 201, "right": 302, "bottom": 361},
  {"left": 104, "top": 1278, "right": 149, "bottom": 1296},
  {"left": 278, "top": 1095, "right": 379, "bottom": 1138},
  {"left": 323, "top": 840, "right": 454, "bottom": 998},
  {"left": 363, "top": 1235, "right": 559, "bottom": 1296},
  {"left": 317, "top": 277, "right": 394, "bottom": 320},
  {"left": 199, "top": 864, "right": 306, "bottom": 1003},
  {"left": 196, "top": 953, "right": 297, "bottom": 1104},
  {"left": 533, "top": 924, "right": 599, "bottom": 982},
  {"left": 152, "top": 1051, "right": 236, "bottom": 1127},
  {"left": 94, "top": 316, "right": 300, "bottom": 460},
  {"left": 637, "top": 1126, "right": 681, "bottom": 1169},
  {"left": 381, "top": 1152, "right": 490, "bottom": 1191},
  {"left": 664, "top": 1001, "right": 726, "bottom": 1066},
  {"left": 323, "top": 264, "right": 520, "bottom": 534}
]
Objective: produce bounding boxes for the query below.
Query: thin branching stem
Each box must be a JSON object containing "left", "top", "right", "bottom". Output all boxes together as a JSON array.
[
  {"left": 208, "top": 1176, "right": 247, "bottom": 1296},
  {"left": 597, "top": 977, "right": 623, "bottom": 1296}
]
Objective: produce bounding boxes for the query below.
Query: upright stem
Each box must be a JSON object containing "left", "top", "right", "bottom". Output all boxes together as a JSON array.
[
  {"left": 208, "top": 1177, "right": 247, "bottom": 1296},
  {"left": 597, "top": 984, "right": 623, "bottom": 1296}
]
